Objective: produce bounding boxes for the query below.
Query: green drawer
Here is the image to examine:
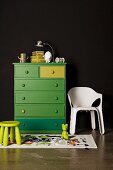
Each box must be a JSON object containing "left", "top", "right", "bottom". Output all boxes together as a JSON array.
[
  {"left": 14, "top": 66, "right": 39, "bottom": 78},
  {"left": 15, "top": 118, "right": 65, "bottom": 133},
  {"left": 15, "top": 91, "right": 65, "bottom": 103},
  {"left": 15, "top": 104, "right": 65, "bottom": 117},
  {"left": 15, "top": 79, "right": 65, "bottom": 91}
]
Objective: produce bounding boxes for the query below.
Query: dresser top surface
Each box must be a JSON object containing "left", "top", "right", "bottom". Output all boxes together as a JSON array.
[{"left": 13, "top": 62, "right": 66, "bottom": 66}]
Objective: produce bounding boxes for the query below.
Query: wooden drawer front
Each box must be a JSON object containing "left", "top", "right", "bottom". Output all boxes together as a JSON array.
[
  {"left": 15, "top": 104, "right": 65, "bottom": 117},
  {"left": 40, "top": 66, "right": 65, "bottom": 78},
  {"left": 14, "top": 66, "right": 39, "bottom": 78},
  {"left": 16, "top": 118, "right": 65, "bottom": 131},
  {"left": 15, "top": 79, "right": 65, "bottom": 91},
  {"left": 15, "top": 91, "right": 65, "bottom": 103}
]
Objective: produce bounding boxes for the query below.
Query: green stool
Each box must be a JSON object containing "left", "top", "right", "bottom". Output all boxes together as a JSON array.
[{"left": 0, "top": 121, "right": 21, "bottom": 147}]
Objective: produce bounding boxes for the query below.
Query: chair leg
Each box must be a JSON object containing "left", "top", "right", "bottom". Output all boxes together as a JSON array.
[
  {"left": 15, "top": 126, "right": 21, "bottom": 145},
  {"left": 97, "top": 108, "right": 105, "bottom": 135},
  {"left": 90, "top": 110, "right": 96, "bottom": 130},
  {"left": 0, "top": 126, "right": 4, "bottom": 144},
  {"left": 70, "top": 108, "right": 77, "bottom": 135}
]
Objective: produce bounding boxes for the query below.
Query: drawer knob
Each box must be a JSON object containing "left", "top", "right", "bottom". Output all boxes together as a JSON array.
[
  {"left": 55, "top": 97, "right": 58, "bottom": 100},
  {"left": 22, "top": 97, "right": 25, "bottom": 100},
  {"left": 55, "top": 83, "right": 58, "bottom": 87},
  {"left": 22, "top": 109, "right": 25, "bottom": 113},
  {"left": 55, "top": 123, "right": 58, "bottom": 127},
  {"left": 52, "top": 70, "right": 55, "bottom": 74},
  {"left": 55, "top": 110, "right": 58, "bottom": 113},
  {"left": 22, "top": 84, "right": 25, "bottom": 87},
  {"left": 25, "top": 70, "right": 29, "bottom": 74}
]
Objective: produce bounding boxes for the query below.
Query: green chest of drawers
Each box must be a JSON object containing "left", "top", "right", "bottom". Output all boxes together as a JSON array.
[{"left": 13, "top": 63, "right": 66, "bottom": 133}]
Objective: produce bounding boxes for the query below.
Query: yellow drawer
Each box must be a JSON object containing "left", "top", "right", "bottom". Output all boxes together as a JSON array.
[{"left": 40, "top": 66, "right": 65, "bottom": 78}]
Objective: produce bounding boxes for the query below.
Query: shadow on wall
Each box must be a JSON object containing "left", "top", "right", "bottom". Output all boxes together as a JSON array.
[
  {"left": 66, "top": 63, "right": 78, "bottom": 126},
  {"left": 66, "top": 63, "right": 78, "bottom": 92},
  {"left": 103, "top": 94, "right": 113, "bottom": 128},
  {"left": 0, "top": 64, "right": 14, "bottom": 121},
  {"left": 66, "top": 63, "right": 91, "bottom": 129}
]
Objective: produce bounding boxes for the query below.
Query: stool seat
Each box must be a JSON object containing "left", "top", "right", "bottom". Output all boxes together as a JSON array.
[
  {"left": 0, "top": 121, "right": 21, "bottom": 147},
  {"left": 0, "top": 121, "right": 20, "bottom": 127}
]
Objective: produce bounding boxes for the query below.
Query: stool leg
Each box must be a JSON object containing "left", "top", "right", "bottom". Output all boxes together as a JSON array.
[
  {"left": 0, "top": 126, "right": 4, "bottom": 144},
  {"left": 3, "top": 127, "right": 9, "bottom": 147},
  {"left": 15, "top": 126, "right": 21, "bottom": 145},
  {"left": 10, "top": 127, "right": 15, "bottom": 143}
]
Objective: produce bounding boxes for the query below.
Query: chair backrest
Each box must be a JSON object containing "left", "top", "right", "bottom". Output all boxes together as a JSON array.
[{"left": 68, "top": 87, "right": 102, "bottom": 108}]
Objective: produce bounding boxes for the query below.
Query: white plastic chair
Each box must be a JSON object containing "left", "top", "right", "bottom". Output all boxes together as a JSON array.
[{"left": 68, "top": 87, "right": 105, "bottom": 135}]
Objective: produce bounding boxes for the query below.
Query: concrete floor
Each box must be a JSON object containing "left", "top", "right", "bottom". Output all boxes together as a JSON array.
[{"left": 0, "top": 129, "right": 113, "bottom": 170}]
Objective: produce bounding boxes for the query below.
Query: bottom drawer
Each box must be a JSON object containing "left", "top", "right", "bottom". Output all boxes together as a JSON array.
[{"left": 15, "top": 118, "right": 65, "bottom": 134}]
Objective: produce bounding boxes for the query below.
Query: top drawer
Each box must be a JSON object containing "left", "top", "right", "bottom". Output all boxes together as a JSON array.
[
  {"left": 40, "top": 66, "right": 65, "bottom": 78},
  {"left": 14, "top": 66, "right": 39, "bottom": 78}
]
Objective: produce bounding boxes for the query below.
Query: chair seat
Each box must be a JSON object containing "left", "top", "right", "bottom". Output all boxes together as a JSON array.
[{"left": 75, "top": 107, "right": 98, "bottom": 111}]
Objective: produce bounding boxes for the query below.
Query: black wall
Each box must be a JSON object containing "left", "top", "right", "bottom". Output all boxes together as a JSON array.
[{"left": 0, "top": 0, "right": 113, "bottom": 128}]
